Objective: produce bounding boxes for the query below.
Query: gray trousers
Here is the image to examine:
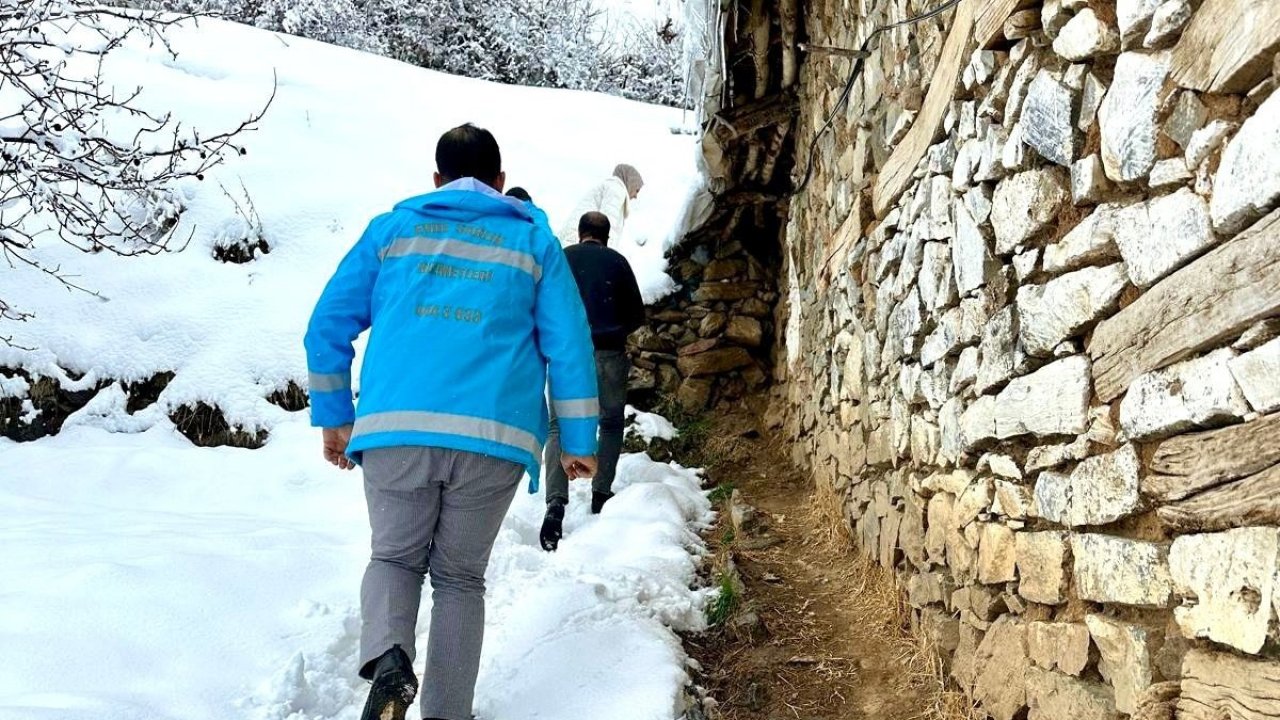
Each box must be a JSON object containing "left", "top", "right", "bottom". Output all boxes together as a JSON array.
[
  {"left": 543, "top": 349, "right": 629, "bottom": 505},
  {"left": 360, "top": 446, "right": 523, "bottom": 720}
]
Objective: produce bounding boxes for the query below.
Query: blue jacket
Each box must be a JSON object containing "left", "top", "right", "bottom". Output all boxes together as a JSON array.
[{"left": 304, "top": 179, "right": 599, "bottom": 491}]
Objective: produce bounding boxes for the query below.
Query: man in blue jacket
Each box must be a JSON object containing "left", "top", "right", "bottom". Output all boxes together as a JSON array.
[{"left": 304, "top": 124, "right": 599, "bottom": 720}]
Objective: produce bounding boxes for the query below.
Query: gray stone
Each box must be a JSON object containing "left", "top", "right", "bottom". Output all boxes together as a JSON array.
[
  {"left": 977, "top": 306, "right": 1018, "bottom": 394},
  {"left": 1119, "top": 348, "right": 1250, "bottom": 441},
  {"left": 1229, "top": 337, "right": 1280, "bottom": 413},
  {"left": 1053, "top": 9, "right": 1120, "bottom": 61},
  {"left": 1106, "top": 189, "right": 1216, "bottom": 288},
  {"left": 973, "top": 617, "right": 1030, "bottom": 720},
  {"left": 979, "top": 522, "right": 1019, "bottom": 584},
  {"left": 1028, "top": 622, "right": 1092, "bottom": 675},
  {"left": 955, "top": 476, "right": 995, "bottom": 528},
  {"left": 1006, "top": 49, "right": 1043, "bottom": 125},
  {"left": 883, "top": 288, "right": 923, "bottom": 364},
  {"left": 994, "top": 480, "right": 1034, "bottom": 519},
  {"left": 925, "top": 492, "right": 956, "bottom": 565},
  {"left": 1042, "top": 210, "right": 1122, "bottom": 275},
  {"left": 960, "top": 394, "right": 998, "bottom": 452},
  {"left": 1018, "top": 531, "right": 1071, "bottom": 604},
  {"left": 927, "top": 175, "right": 955, "bottom": 239},
  {"left": 1086, "top": 614, "right": 1154, "bottom": 715},
  {"left": 1071, "top": 154, "right": 1111, "bottom": 205},
  {"left": 921, "top": 310, "right": 961, "bottom": 368},
  {"left": 1234, "top": 319, "right": 1280, "bottom": 352},
  {"left": 1185, "top": 119, "right": 1235, "bottom": 169},
  {"left": 1002, "top": 122, "right": 1035, "bottom": 173},
  {"left": 1072, "top": 534, "right": 1174, "bottom": 607},
  {"left": 1164, "top": 91, "right": 1207, "bottom": 150},
  {"left": 983, "top": 453, "right": 1023, "bottom": 480},
  {"left": 992, "top": 168, "right": 1070, "bottom": 254},
  {"left": 725, "top": 316, "right": 763, "bottom": 347},
  {"left": 1098, "top": 52, "right": 1170, "bottom": 182},
  {"left": 1042, "top": 0, "right": 1071, "bottom": 37},
  {"left": 1016, "top": 264, "right": 1129, "bottom": 357},
  {"left": 994, "top": 355, "right": 1092, "bottom": 440},
  {"left": 1014, "top": 248, "right": 1040, "bottom": 284},
  {"left": 1117, "top": 0, "right": 1162, "bottom": 47},
  {"left": 1025, "top": 435, "right": 1091, "bottom": 472},
  {"left": 1169, "top": 527, "right": 1280, "bottom": 655},
  {"left": 1023, "top": 70, "right": 1078, "bottom": 166},
  {"left": 699, "top": 312, "right": 728, "bottom": 338},
  {"left": 1144, "top": 0, "right": 1191, "bottom": 48},
  {"left": 1038, "top": 444, "right": 1141, "bottom": 527},
  {"left": 1025, "top": 667, "right": 1122, "bottom": 720},
  {"left": 953, "top": 197, "right": 996, "bottom": 295},
  {"left": 1149, "top": 158, "right": 1192, "bottom": 189},
  {"left": 951, "top": 346, "right": 980, "bottom": 394},
  {"left": 1079, "top": 71, "right": 1107, "bottom": 132},
  {"left": 919, "top": 242, "right": 957, "bottom": 312},
  {"left": 1211, "top": 91, "right": 1280, "bottom": 234}
]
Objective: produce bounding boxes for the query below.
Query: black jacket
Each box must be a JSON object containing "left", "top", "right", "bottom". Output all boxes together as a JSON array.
[{"left": 562, "top": 241, "right": 645, "bottom": 351}]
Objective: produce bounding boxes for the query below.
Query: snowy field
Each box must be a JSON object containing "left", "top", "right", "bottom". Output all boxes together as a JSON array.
[{"left": 0, "top": 16, "right": 712, "bottom": 720}]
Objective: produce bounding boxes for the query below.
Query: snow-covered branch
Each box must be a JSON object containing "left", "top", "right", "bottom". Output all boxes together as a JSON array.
[{"left": 0, "top": 0, "right": 271, "bottom": 316}]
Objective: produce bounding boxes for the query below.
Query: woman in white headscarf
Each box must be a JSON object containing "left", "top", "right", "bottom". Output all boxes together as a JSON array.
[{"left": 557, "top": 164, "right": 645, "bottom": 247}]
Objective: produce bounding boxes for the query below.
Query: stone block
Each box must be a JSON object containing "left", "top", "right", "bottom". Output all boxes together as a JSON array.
[
  {"left": 1029, "top": 621, "right": 1092, "bottom": 675},
  {"left": 994, "top": 480, "right": 1034, "bottom": 519},
  {"left": 1164, "top": 90, "right": 1207, "bottom": 149},
  {"left": 724, "top": 316, "right": 763, "bottom": 347},
  {"left": 1144, "top": 0, "right": 1191, "bottom": 47},
  {"left": 1072, "top": 534, "right": 1174, "bottom": 607},
  {"left": 691, "top": 281, "right": 757, "bottom": 302},
  {"left": 1098, "top": 51, "right": 1170, "bottom": 182},
  {"left": 993, "top": 355, "right": 1092, "bottom": 440},
  {"left": 976, "top": 306, "right": 1019, "bottom": 394},
  {"left": 1043, "top": 208, "right": 1122, "bottom": 275},
  {"left": 1229, "top": 336, "right": 1280, "bottom": 413},
  {"left": 677, "top": 377, "right": 712, "bottom": 411},
  {"left": 1117, "top": 0, "right": 1162, "bottom": 48},
  {"left": 1169, "top": 527, "right": 1280, "bottom": 654},
  {"left": 1086, "top": 614, "right": 1154, "bottom": 714},
  {"left": 992, "top": 167, "right": 1070, "bottom": 254},
  {"left": 677, "top": 347, "right": 753, "bottom": 377},
  {"left": 1016, "top": 264, "right": 1129, "bottom": 357},
  {"left": 1022, "top": 69, "right": 1078, "bottom": 165},
  {"left": 979, "top": 522, "right": 1018, "bottom": 584},
  {"left": 1053, "top": 9, "right": 1120, "bottom": 61},
  {"left": 1108, "top": 189, "right": 1216, "bottom": 289},
  {"left": 1026, "top": 667, "right": 1123, "bottom": 720},
  {"left": 1210, "top": 88, "right": 1280, "bottom": 234},
  {"left": 973, "top": 617, "right": 1030, "bottom": 720},
  {"left": 952, "top": 198, "right": 995, "bottom": 296},
  {"left": 926, "top": 493, "right": 956, "bottom": 565},
  {"left": 1071, "top": 154, "right": 1111, "bottom": 206},
  {"left": 1119, "top": 347, "right": 1250, "bottom": 442},
  {"left": 1017, "top": 531, "right": 1071, "bottom": 605},
  {"left": 1036, "top": 444, "right": 1141, "bottom": 527}
]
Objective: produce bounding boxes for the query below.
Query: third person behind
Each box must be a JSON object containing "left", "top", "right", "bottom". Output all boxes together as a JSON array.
[{"left": 541, "top": 211, "right": 645, "bottom": 551}]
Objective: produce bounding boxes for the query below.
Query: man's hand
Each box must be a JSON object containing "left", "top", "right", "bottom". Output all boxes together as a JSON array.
[
  {"left": 322, "top": 425, "right": 355, "bottom": 470},
  {"left": 562, "top": 454, "right": 597, "bottom": 480}
]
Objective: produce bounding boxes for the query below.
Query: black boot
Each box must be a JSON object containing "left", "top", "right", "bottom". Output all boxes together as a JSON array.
[
  {"left": 591, "top": 491, "right": 614, "bottom": 515},
  {"left": 540, "top": 499, "right": 566, "bottom": 552},
  {"left": 360, "top": 645, "right": 417, "bottom": 720}
]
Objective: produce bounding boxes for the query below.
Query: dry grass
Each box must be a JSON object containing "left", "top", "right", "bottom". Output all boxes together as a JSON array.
[{"left": 798, "top": 478, "right": 985, "bottom": 720}]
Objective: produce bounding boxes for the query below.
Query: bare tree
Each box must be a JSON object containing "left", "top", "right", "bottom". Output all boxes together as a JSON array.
[{"left": 0, "top": 0, "right": 271, "bottom": 341}]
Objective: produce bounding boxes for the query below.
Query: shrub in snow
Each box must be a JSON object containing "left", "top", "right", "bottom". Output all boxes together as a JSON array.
[{"left": 127, "top": 0, "right": 689, "bottom": 107}]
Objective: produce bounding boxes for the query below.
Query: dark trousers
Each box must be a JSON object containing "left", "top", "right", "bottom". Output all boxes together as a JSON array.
[{"left": 543, "top": 349, "right": 629, "bottom": 504}]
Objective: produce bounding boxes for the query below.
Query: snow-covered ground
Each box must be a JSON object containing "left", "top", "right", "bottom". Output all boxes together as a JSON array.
[{"left": 0, "top": 16, "right": 713, "bottom": 720}]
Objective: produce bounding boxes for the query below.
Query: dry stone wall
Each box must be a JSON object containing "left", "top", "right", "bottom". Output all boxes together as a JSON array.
[{"left": 776, "top": 0, "right": 1280, "bottom": 717}]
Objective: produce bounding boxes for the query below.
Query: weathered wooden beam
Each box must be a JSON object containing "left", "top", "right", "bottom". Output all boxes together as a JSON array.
[
  {"left": 871, "top": 0, "right": 975, "bottom": 218},
  {"left": 710, "top": 89, "right": 799, "bottom": 141},
  {"left": 1178, "top": 649, "right": 1280, "bottom": 720},
  {"left": 1169, "top": 0, "right": 1280, "bottom": 94},
  {"left": 1158, "top": 462, "right": 1280, "bottom": 533},
  {"left": 1144, "top": 412, "right": 1280, "bottom": 502},
  {"left": 1088, "top": 209, "right": 1280, "bottom": 402},
  {"left": 975, "top": 0, "right": 1038, "bottom": 48}
]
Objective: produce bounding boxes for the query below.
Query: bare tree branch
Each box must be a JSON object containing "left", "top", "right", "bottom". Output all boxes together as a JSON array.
[{"left": 0, "top": 0, "right": 273, "bottom": 332}]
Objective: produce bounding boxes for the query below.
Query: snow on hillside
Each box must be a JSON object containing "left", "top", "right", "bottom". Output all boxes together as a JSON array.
[{"left": 0, "top": 16, "right": 712, "bottom": 720}]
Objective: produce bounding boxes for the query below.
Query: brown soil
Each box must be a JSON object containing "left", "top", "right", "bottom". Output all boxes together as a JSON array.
[{"left": 686, "top": 401, "right": 976, "bottom": 720}]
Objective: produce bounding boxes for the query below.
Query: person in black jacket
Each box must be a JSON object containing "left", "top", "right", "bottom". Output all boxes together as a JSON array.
[{"left": 541, "top": 211, "right": 645, "bottom": 551}]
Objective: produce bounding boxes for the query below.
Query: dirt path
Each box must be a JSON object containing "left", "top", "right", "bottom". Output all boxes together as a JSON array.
[{"left": 685, "top": 404, "right": 971, "bottom": 720}]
